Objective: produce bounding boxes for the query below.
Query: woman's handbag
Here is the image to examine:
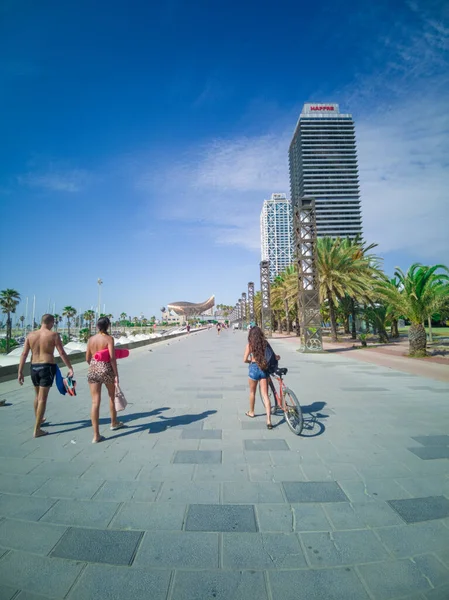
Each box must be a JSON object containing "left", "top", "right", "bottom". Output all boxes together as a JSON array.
[{"left": 114, "top": 384, "right": 128, "bottom": 412}]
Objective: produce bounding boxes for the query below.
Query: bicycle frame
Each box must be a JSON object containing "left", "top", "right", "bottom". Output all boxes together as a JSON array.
[{"left": 267, "top": 374, "right": 287, "bottom": 412}]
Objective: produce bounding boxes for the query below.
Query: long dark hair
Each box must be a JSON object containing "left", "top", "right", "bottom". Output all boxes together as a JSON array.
[
  {"left": 97, "top": 317, "right": 110, "bottom": 333},
  {"left": 248, "top": 326, "right": 268, "bottom": 371}
]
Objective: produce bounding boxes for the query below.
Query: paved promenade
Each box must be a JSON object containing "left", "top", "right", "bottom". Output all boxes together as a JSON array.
[{"left": 0, "top": 329, "right": 448, "bottom": 600}]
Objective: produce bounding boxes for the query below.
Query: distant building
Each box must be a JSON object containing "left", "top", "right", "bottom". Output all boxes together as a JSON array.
[
  {"left": 167, "top": 295, "right": 215, "bottom": 318},
  {"left": 289, "top": 103, "right": 362, "bottom": 238},
  {"left": 260, "top": 193, "right": 294, "bottom": 282}
]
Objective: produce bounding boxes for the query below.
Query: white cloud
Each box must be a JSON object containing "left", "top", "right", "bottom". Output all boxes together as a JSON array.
[
  {"left": 18, "top": 166, "right": 91, "bottom": 192},
  {"left": 357, "top": 98, "right": 449, "bottom": 259},
  {"left": 136, "top": 1, "right": 449, "bottom": 261}
]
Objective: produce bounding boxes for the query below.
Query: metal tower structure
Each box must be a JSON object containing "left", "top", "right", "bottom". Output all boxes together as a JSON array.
[
  {"left": 294, "top": 198, "right": 322, "bottom": 351},
  {"left": 241, "top": 293, "right": 247, "bottom": 329},
  {"left": 260, "top": 260, "right": 272, "bottom": 337},
  {"left": 248, "top": 282, "right": 255, "bottom": 324}
]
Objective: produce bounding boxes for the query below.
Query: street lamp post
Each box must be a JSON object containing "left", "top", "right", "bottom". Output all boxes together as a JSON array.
[{"left": 97, "top": 279, "right": 103, "bottom": 319}]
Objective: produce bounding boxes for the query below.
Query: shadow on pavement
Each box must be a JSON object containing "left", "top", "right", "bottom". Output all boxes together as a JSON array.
[
  {"left": 148, "top": 410, "right": 218, "bottom": 434},
  {"left": 49, "top": 407, "right": 171, "bottom": 435},
  {"left": 300, "top": 401, "right": 329, "bottom": 438}
]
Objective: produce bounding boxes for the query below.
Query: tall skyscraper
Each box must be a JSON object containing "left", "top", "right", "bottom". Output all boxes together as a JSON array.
[
  {"left": 289, "top": 103, "right": 362, "bottom": 238},
  {"left": 260, "top": 193, "right": 294, "bottom": 282}
]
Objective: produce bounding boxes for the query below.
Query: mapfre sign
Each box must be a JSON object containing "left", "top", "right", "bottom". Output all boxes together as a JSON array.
[{"left": 310, "top": 106, "right": 334, "bottom": 111}]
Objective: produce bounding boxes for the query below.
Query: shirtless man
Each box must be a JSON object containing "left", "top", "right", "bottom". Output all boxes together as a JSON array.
[{"left": 18, "top": 314, "right": 74, "bottom": 438}]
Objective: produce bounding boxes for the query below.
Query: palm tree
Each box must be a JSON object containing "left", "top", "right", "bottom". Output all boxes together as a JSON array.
[
  {"left": 62, "top": 306, "right": 77, "bottom": 341},
  {"left": 316, "top": 237, "right": 382, "bottom": 342},
  {"left": 19, "top": 315, "right": 25, "bottom": 330},
  {"left": 271, "top": 266, "right": 297, "bottom": 334},
  {"left": 380, "top": 263, "right": 449, "bottom": 356},
  {"left": 83, "top": 309, "right": 95, "bottom": 335},
  {"left": 53, "top": 314, "right": 61, "bottom": 332},
  {"left": 0, "top": 289, "right": 21, "bottom": 352}
]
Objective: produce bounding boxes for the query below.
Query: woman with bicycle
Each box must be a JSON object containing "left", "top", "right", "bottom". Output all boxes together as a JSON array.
[{"left": 243, "top": 326, "right": 278, "bottom": 430}]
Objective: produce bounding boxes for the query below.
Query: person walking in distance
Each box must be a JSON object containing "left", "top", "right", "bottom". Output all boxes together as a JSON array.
[
  {"left": 86, "top": 317, "right": 121, "bottom": 443},
  {"left": 18, "top": 314, "right": 74, "bottom": 438},
  {"left": 243, "top": 326, "right": 278, "bottom": 429}
]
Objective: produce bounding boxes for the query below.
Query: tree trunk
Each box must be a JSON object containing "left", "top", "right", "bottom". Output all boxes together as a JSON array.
[
  {"left": 428, "top": 316, "right": 433, "bottom": 343},
  {"left": 409, "top": 323, "right": 427, "bottom": 356},
  {"left": 390, "top": 319, "right": 399, "bottom": 338},
  {"left": 327, "top": 293, "right": 338, "bottom": 342},
  {"left": 344, "top": 315, "right": 350, "bottom": 334},
  {"left": 295, "top": 301, "right": 300, "bottom": 336},
  {"left": 350, "top": 298, "right": 357, "bottom": 340},
  {"left": 284, "top": 300, "right": 290, "bottom": 335},
  {"left": 6, "top": 313, "right": 11, "bottom": 353},
  {"left": 378, "top": 327, "right": 389, "bottom": 344},
  {"left": 67, "top": 320, "right": 71, "bottom": 342}
]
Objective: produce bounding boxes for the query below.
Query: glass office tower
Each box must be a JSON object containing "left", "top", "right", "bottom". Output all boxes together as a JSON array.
[
  {"left": 289, "top": 103, "right": 362, "bottom": 237},
  {"left": 260, "top": 193, "right": 294, "bottom": 282}
]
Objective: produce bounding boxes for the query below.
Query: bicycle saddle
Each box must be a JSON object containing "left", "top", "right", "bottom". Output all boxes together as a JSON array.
[{"left": 275, "top": 367, "right": 288, "bottom": 376}]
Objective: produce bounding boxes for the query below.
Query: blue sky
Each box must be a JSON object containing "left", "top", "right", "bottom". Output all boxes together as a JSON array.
[{"left": 1, "top": 0, "right": 448, "bottom": 322}]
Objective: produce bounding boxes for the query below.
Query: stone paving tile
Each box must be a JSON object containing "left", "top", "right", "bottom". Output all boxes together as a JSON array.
[
  {"left": 249, "top": 465, "right": 307, "bottom": 482},
  {"left": 338, "top": 479, "right": 412, "bottom": 502},
  {"left": 388, "top": 496, "right": 449, "bottom": 524},
  {"left": 398, "top": 476, "right": 449, "bottom": 497},
  {"left": 301, "top": 529, "right": 389, "bottom": 566},
  {"left": 52, "top": 527, "right": 143, "bottom": 565},
  {"left": 223, "top": 532, "right": 307, "bottom": 568},
  {"left": 40, "top": 499, "right": 120, "bottom": 528},
  {"left": 0, "top": 494, "right": 56, "bottom": 521},
  {"left": 412, "top": 554, "right": 449, "bottom": 588},
  {"left": 0, "top": 458, "right": 44, "bottom": 475},
  {"left": 181, "top": 429, "right": 222, "bottom": 439},
  {"left": 171, "top": 570, "right": 268, "bottom": 600},
  {"left": 67, "top": 564, "right": 171, "bottom": 600},
  {"left": 244, "top": 440, "right": 290, "bottom": 451},
  {"left": 138, "top": 464, "right": 195, "bottom": 481},
  {"left": 30, "top": 460, "right": 92, "bottom": 478},
  {"left": 412, "top": 435, "right": 449, "bottom": 446},
  {"left": 375, "top": 521, "right": 449, "bottom": 558},
  {"left": 268, "top": 567, "right": 371, "bottom": 600},
  {"left": 12, "top": 592, "right": 54, "bottom": 600},
  {"left": 81, "top": 463, "right": 143, "bottom": 481},
  {"left": 0, "top": 585, "right": 18, "bottom": 600},
  {"left": 185, "top": 504, "right": 257, "bottom": 532},
  {"left": 408, "top": 446, "right": 449, "bottom": 460},
  {"left": 243, "top": 450, "right": 274, "bottom": 464},
  {"left": 223, "top": 481, "right": 285, "bottom": 503},
  {"left": 0, "top": 551, "right": 85, "bottom": 599},
  {"left": 0, "top": 474, "right": 49, "bottom": 495},
  {"left": 357, "top": 558, "right": 433, "bottom": 599},
  {"left": 0, "top": 519, "right": 67, "bottom": 554},
  {"left": 173, "top": 450, "right": 222, "bottom": 464},
  {"left": 282, "top": 481, "right": 349, "bottom": 503},
  {"left": 255, "top": 503, "right": 331, "bottom": 532},
  {"left": 424, "top": 583, "right": 449, "bottom": 599},
  {"left": 158, "top": 481, "right": 220, "bottom": 503},
  {"left": 33, "top": 477, "right": 104, "bottom": 500},
  {"left": 110, "top": 502, "right": 186, "bottom": 530},
  {"left": 340, "top": 387, "right": 389, "bottom": 392},
  {"left": 133, "top": 531, "right": 219, "bottom": 568},
  {"left": 194, "top": 464, "right": 249, "bottom": 481},
  {"left": 324, "top": 501, "right": 404, "bottom": 529}
]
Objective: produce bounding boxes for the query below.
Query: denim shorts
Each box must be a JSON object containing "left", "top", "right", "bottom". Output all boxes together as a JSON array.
[{"left": 249, "top": 363, "right": 268, "bottom": 381}]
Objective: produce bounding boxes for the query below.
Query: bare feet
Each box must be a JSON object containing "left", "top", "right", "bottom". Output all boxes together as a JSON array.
[
  {"left": 245, "top": 411, "right": 255, "bottom": 418},
  {"left": 92, "top": 435, "right": 105, "bottom": 444},
  {"left": 34, "top": 429, "right": 48, "bottom": 438}
]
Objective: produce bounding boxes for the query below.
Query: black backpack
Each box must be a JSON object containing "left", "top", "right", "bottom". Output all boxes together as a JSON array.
[{"left": 264, "top": 343, "right": 278, "bottom": 374}]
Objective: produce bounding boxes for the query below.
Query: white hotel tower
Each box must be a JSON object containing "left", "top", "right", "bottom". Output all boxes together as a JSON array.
[
  {"left": 289, "top": 103, "right": 362, "bottom": 237},
  {"left": 260, "top": 193, "right": 294, "bottom": 282}
]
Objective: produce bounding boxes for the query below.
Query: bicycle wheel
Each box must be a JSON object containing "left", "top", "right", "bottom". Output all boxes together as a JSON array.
[{"left": 283, "top": 387, "right": 303, "bottom": 435}]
